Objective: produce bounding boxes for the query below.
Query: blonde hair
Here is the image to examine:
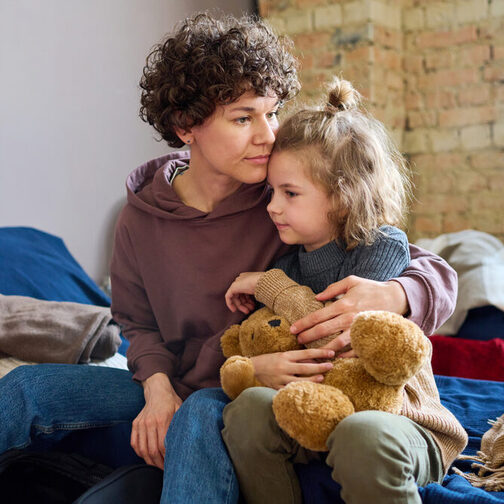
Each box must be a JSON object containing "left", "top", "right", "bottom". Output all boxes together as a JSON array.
[{"left": 274, "top": 76, "right": 412, "bottom": 249}]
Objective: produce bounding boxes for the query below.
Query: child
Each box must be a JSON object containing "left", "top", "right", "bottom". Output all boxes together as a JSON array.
[{"left": 221, "top": 77, "right": 467, "bottom": 504}]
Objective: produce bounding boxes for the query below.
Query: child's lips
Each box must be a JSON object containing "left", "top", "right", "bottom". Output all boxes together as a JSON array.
[{"left": 274, "top": 222, "right": 289, "bottom": 230}]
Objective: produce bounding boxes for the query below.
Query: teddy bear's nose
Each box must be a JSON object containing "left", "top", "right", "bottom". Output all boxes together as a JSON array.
[{"left": 268, "top": 319, "right": 281, "bottom": 327}]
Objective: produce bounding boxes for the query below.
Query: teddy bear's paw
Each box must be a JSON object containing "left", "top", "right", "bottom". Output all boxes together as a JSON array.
[
  {"left": 350, "top": 311, "right": 430, "bottom": 386},
  {"left": 272, "top": 382, "right": 354, "bottom": 451},
  {"left": 220, "top": 356, "right": 257, "bottom": 400}
]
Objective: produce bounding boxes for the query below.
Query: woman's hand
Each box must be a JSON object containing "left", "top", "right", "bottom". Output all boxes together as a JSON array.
[
  {"left": 225, "top": 272, "right": 264, "bottom": 314},
  {"left": 251, "top": 348, "right": 335, "bottom": 389},
  {"left": 290, "top": 276, "right": 409, "bottom": 351},
  {"left": 131, "top": 373, "right": 182, "bottom": 469}
]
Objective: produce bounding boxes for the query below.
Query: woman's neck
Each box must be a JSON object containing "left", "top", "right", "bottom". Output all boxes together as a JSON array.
[{"left": 172, "top": 156, "right": 241, "bottom": 213}]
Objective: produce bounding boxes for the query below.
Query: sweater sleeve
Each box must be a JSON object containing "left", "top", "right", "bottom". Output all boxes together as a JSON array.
[
  {"left": 110, "top": 215, "right": 179, "bottom": 383},
  {"left": 393, "top": 244, "right": 458, "bottom": 336}
]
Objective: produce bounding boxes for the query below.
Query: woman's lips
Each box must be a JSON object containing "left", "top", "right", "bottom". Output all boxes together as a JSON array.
[{"left": 245, "top": 155, "right": 270, "bottom": 165}]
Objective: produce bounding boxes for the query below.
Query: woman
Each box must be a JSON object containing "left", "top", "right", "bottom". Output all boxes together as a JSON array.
[{"left": 0, "top": 13, "right": 456, "bottom": 504}]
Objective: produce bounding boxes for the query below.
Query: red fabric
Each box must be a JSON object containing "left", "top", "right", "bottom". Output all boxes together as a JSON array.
[{"left": 430, "top": 335, "right": 504, "bottom": 382}]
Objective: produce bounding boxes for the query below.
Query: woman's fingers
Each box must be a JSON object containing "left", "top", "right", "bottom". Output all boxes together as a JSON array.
[{"left": 296, "top": 313, "right": 355, "bottom": 345}]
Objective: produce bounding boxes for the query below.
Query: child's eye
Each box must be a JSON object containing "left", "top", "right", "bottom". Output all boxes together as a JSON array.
[{"left": 285, "top": 190, "right": 298, "bottom": 198}]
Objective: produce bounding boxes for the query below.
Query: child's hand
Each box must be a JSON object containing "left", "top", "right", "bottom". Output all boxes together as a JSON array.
[
  {"left": 225, "top": 272, "right": 264, "bottom": 314},
  {"left": 250, "top": 348, "right": 335, "bottom": 389}
]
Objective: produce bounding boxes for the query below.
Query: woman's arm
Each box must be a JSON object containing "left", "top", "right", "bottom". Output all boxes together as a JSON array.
[
  {"left": 291, "top": 244, "right": 457, "bottom": 344},
  {"left": 110, "top": 216, "right": 182, "bottom": 469}
]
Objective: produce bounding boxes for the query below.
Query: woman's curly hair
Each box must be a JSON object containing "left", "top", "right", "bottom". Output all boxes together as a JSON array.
[{"left": 139, "top": 13, "right": 300, "bottom": 148}]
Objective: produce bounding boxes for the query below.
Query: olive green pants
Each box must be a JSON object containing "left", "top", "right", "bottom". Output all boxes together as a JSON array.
[{"left": 222, "top": 387, "right": 444, "bottom": 504}]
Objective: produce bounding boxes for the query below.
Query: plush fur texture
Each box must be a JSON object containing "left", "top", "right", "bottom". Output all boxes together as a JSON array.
[{"left": 220, "top": 308, "right": 429, "bottom": 451}]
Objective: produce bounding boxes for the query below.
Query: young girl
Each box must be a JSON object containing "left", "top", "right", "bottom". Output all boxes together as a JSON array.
[{"left": 222, "top": 77, "right": 467, "bottom": 504}]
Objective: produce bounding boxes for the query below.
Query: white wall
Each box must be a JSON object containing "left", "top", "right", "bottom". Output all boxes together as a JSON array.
[{"left": 0, "top": 0, "right": 254, "bottom": 283}]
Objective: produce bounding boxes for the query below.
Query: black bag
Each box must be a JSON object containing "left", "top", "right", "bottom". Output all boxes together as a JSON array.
[{"left": 0, "top": 450, "right": 163, "bottom": 504}]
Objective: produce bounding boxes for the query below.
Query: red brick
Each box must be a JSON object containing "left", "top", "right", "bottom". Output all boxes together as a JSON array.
[
  {"left": 414, "top": 216, "right": 443, "bottom": 234},
  {"left": 470, "top": 151, "right": 504, "bottom": 169},
  {"left": 374, "top": 26, "right": 402, "bottom": 50},
  {"left": 346, "top": 46, "right": 371, "bottom": 62},
  {"left": 373, "top": 47, "right": 402, "bottom": 70},
  {"left": 443, "top": 215, "right": 470, "bottom": 233},
  {"left": 459, "top": 45, "right": 491, "bottom": 66},
  {"left": 426, "top": 89, "right": 457, "bottom": 109},
  {"left": 484, "top": 65, "right": 504, "bottom": 82},
  {"left": 434, "top": 153, "right": 467, "bottom": 169},
  {"left": 407, "top": 110, "right": 438, "bottom": 128},
  {"left": 416, "top": 26, "right": 478, "bottom": 49},
  {"left": 419, "top": 68, "right": 479, "bottom": 88},
  {"left": 458, "top": 85, "right": 491, "bottom": 106},
  {"left": 405, "top": 90, "right": 423, "bottom": 110},
  {"left": 494, "top": 46, "right": 504, "bottom": 61},
  {"left": 439, "top": 106, "right": 497, "bottom": 127},
  {"left": 404, "top": 54, "right": 423, "bottom": 73},
  {"left": 293, "top": 32, "right": 332, "bottom": 51},
  {"left": 315, "top": 51, "right": 340, "bottom": 68},
  {"left": 424, "top": 51, "right": 454, "bottom": 70}
]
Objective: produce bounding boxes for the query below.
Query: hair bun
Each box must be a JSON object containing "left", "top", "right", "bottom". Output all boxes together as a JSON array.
[{"left": 326, "top": 76, "right": 361, "bottom": 111}]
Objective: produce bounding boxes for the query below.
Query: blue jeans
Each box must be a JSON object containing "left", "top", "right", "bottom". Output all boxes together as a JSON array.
[
  {"left": 163, "top": 388, "right": 238, "bottom": 503},
  {"left": 0, "top": 365, "right": 238, "bottom": 504}
]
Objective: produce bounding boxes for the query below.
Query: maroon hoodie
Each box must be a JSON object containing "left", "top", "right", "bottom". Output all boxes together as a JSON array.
[
  {"left": 110, "top": 152, "right": 288, "bottom": 398},
  {"left": 110, "top": 152, "right": 457, "bottom": 399}
]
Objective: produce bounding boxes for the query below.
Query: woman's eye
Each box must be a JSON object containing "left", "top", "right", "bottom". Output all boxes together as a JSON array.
[
  {"left": 267, "top": 110, "right": 279, "bottom": 120},
  {"left": 235, "top": 116, "right": 250, "bottom": 124}
]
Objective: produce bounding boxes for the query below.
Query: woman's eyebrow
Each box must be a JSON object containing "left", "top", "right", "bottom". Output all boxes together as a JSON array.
[{"left": 228, "top": 102, "right": 280, "bottom": 113}]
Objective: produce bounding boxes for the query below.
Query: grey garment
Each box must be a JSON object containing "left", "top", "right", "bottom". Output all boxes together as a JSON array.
[
  {"left": 274, "top": 225, "right": 410, "bottom": 294},
  {"left": 0, "top": 294, "right": 121, "bottom": 364},
  {"left": 223, "top": 387, "right": 443, "bottom": 504}
]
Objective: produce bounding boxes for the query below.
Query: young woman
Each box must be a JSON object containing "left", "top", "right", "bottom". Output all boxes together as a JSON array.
[
  {"left": 222, "top": 77, "right": 467, "bottom": 504},
  {"left": 0, "top": 13, "right": 457, "bottom": 504}
]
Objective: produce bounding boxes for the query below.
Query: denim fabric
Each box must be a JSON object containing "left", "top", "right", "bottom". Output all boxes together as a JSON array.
[
  {"left": 1, "top": 366, "right": 238, "bottom": 504},
  {"left": 163, "top": 388, "right": 238, "bottom": 504},
  {"left": 0, "top": 364, "right": 144, "bottom": 467}
]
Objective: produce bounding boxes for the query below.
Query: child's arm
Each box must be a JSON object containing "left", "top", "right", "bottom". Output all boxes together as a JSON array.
[{"left": 225, "top": 272, "right": 264, "bottom": 314}]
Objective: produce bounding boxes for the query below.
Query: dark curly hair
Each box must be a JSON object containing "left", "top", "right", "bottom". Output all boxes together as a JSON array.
[{"left": 139, "top": 12, "right": 300, "bottom": 148}]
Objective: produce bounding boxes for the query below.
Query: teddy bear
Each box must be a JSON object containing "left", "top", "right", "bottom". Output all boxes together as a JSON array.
[{"left": 220, "top": 269, "right": 430, "bottom": 451}]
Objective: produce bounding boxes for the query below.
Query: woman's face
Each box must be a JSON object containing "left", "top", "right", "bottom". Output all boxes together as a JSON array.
[{"left": 188, "top": 90, "right": 280, "bottom": 184}]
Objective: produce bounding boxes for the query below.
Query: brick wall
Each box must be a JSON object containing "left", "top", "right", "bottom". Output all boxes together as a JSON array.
[{"left": 258, "top": 0, "right": 504, "bottom": 243}]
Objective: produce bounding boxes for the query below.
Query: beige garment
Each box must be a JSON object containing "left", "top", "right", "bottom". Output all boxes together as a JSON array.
[
  {"left": 0, "top": 294, "right": 121, "bottom": 366},
  {"left": 255, "top": 268, "right": 468, "bottom": 472},
  {"left": 453, "top": 414, "right": 504, "bottom": 491}
]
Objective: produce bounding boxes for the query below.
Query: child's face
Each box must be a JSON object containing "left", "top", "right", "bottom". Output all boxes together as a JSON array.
[{"left": 267, "top": 150, "right": 333, "bottom": 252}]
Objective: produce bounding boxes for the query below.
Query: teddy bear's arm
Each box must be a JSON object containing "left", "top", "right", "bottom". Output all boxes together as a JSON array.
[{"left": 220, "top": 324, "right": 243, "bottom": 357}]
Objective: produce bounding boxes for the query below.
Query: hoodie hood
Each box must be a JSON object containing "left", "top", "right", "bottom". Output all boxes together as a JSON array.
[{"left": 126, "top": 151, "right": 269, "bottom": 221}]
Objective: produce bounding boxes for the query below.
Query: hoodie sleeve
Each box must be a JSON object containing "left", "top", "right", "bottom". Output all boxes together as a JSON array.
[
  {"left": 110, "top": 216, "right": 179, "bottom": 383},
  {"left": 392, "top": 244, "right": 457, "bottom": 336}
]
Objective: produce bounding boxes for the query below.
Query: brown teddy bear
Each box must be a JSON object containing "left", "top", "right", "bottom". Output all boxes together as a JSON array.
[{"left": 220, "top": 270, "right": 430, "bottom": 451}]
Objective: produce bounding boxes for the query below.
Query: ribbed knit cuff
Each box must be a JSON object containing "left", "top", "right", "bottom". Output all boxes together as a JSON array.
[{"left": 255, "top": 269, "right": 298, "bottom": 309}]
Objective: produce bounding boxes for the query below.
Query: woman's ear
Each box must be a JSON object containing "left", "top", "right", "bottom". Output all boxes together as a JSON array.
[{"left": 174, "top": 127, "right": 194, "bottom": 145}]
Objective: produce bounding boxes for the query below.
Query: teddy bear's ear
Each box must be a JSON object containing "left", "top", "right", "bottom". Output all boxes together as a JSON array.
[{"left": 221, "top": 325, "right": 242, "bottom": 357}]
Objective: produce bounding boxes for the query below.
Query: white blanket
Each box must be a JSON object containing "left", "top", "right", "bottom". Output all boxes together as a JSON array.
[{"left": 417, "top": 230, "right": 504, "bottom": 335}]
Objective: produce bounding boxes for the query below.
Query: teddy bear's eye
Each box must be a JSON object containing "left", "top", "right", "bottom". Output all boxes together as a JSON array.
[{"left": 268, "top": 319, "right": 281, "bottom": 327}]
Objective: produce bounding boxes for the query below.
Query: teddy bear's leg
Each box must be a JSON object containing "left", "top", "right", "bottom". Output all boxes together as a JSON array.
[
  {"left": 350, "top": 311, "right": 430, "bottom": 386},
  {"left": 272, "top": 382, "right": 354, "bottom": 452},
  {"left": 220, "top": 356, "right": 258, "bottom": 400}
]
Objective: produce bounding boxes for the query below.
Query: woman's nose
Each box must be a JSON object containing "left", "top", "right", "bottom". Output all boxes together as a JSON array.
[{"left": 254, "top": 119, "right": 277, "bottom": 145}]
